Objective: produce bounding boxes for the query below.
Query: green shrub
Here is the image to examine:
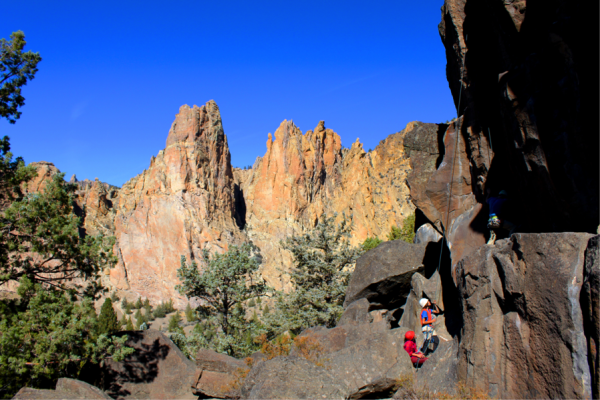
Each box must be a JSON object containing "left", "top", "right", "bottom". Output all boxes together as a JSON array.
[
  {"left": 387, "top": 213, "right": 416, "bottom": 243},
  {"left": 362, "top": 236, "right": 383, "bottom": 251}
]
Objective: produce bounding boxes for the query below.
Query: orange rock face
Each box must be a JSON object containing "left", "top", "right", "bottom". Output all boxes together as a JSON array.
[
  {"left": 240, "top": 119, "right": 415, "bottom": 289},
  {"left": 110, "top": 101, "right": 244, "bottom": 305},
  {"left": 24, "top": 101, "right": 434, "bottom": 305}
]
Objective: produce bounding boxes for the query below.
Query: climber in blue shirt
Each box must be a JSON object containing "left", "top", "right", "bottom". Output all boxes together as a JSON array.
[{"left": 486, "top": 189, "right": 517, "bottom": 245}]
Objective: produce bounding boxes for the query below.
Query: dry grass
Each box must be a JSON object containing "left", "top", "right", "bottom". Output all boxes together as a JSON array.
[
  {"left": 255, "top": 333, "right": 328, "bottom": 366},
  {"left": 392, "top": 373, "right": 492, "bottom": 400}
]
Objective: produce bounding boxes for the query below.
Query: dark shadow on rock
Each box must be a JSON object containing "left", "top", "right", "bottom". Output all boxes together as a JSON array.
[
  {"left": 438, "top": 240, "right": 462, "bottom": 339},
  {"left": 101, "top": 331, "right": 170, "bottom": 398}
]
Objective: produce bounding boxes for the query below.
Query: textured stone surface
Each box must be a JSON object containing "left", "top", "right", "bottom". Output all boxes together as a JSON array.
[
  {"left": 453, "top": 233, "right": 593, "bottom": 399},
  {"left": 436, "top": 0, "right": 598, "bottom": 261},
  {"left": 412, "top": 340, "right": 459, "bottom": 396},
  {"left": 72, "top": 177, "right": 119, "bottom": 237},
  {"left": 240, "top": 324, "right": 414, "bottom": 399},
  {"left": 110, "top": 102, "right": 244, "bottom": 306},
  {"left": 12, "top": 378, "right": 111, "bottom": 400},
  {"left": 98, "top": 330, "right": 197, "bottom": 399},
  {"left": 240, "top": 120, "right": 417, "bottom": 289},
  {"left": 191, "top": 348, "right": 250, "bottom": 398},
  {"left": 344, "top": 240, "right": 427, "bottom": 310},
  {"left": 581, "top": 235, "right": 599, "bottom": 399}
]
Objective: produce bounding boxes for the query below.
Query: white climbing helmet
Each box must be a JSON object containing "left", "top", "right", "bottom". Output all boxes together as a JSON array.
[{"left": 419, "top": 298, "right": 429, "bottom": 308}]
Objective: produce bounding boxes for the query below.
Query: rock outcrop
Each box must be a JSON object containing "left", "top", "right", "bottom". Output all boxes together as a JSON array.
[
  {"left": 419, "top": 0, "right": 600, "bottom": 271},
  {"left": 240, "top": 119, "right": 416, "bottom": 289},
  {"left": 92, "top": 330, "right": 197, "bottom": 399},
  {"left": 22, "top": 109, "right": 424, "bottom": 304},
  {"left": 12, "top": 378, "right": 112, "bottom": 400},
  {"left": 343, "top": 239, "right": 427, "bottom": 311},
  {"left": 415, "top": 233, "right": 595, "bottom": 399},
  {"left": 109, "top": 102, "right": 245, "bottom": 305},
  {"left": 239, "top": 324, "right": 414, "bottom": 399}
]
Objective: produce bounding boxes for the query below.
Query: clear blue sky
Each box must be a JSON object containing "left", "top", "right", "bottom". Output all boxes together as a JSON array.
[{"left": 2, "top": 1, "right": 455, "bottom": 187}]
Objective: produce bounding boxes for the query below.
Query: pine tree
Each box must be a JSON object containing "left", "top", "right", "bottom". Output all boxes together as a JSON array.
[
  {"left": 177, "top": 243, "right": 268, "bottom": 357},
  {"left": 121, "top": 297, "right": 129, "bottom": 310},
  {"left": 97, "top": 298, "right": 120, "bottom": 335},
  {"left": 263, "top": 304, "right": 270, "bottom": 315},
  {"left": 125, "top": 302, "right": 132, "bottom": 315},
  {"left": 185, "top": 303, "right": 196, "bottom": 322},
  {"left": 248, "top": 298, "right": 256, "bottom": 307},
  {"left": 126, "top": 317, "right": 134, "bottom": 331},
  {"left": 0, "top": 31, "right": 42, "bottom": 124},
  {"left": 134, "top": 309, "right": 143, "bottom": 328},
  {"left": 134, "top": 297, "right": 143, "bottom": 310},
  {"left": 120, "top": 314, "right": 128, "bottom": 328},
  {"left": 264, "top": 214, "right": 361, "bottom": 336},
  {"left": 168, "top": 311, "right": 182, "bottom": 333}
]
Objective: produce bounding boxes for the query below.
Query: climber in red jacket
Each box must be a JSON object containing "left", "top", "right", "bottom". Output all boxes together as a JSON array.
[{"left": 403, "top": 330, "right": 427, "bottom": 367}]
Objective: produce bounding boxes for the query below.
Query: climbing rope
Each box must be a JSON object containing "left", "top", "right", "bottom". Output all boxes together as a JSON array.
[{"left": 416, "top": 63, "right": 465, "bottom": 370}]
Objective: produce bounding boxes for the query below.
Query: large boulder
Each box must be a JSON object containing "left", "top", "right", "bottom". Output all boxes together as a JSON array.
[
  {"left": 398, "top": 270, "right": 450, "bottom": 341},
  {"left": 241, "top": 325, "right": 414, "bottom": 399},
  {"left": 344, "top": 240, "right": 427, "bottom": 310},
  {"left": 192, "top": 349, "right": 250, "bottom": 399},
  {"left": 96, "top": 330, "right": 197, "bottom": 399},
  {"left": 452, "top": 233, "right": 594, "bottom": 399},
  {"left": 12, "top": 378, "right": 111, "bottom": 400}
]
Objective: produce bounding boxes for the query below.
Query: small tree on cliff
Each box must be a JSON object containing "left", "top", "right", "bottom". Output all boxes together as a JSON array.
[
  {"left": 97, "top": 297, "right": 120, "bottom": 335},
  {"left": 264, "top": 214, "right": 362, "bottom": 336},
  {"left": 176, "top": 243, "right": 268, "bottom": 357}
]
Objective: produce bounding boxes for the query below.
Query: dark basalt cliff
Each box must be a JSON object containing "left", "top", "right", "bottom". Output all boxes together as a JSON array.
[{"left": 439, "top": 0, "right": 598, "bottom": 236}]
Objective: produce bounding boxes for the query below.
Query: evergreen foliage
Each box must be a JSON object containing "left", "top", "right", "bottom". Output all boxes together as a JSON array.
[
  {"left": 362, "top": 236, "right": 383, "bottom": 251},
  {"left": 0, "top": 138, "right": 36, "bottom": 206},
  {"left": 125, "top": 317, "right": 134, "bottom": 331},
  {"left": 134, "top": 297, "right": 142, "bottom": 309},
  {"left": 0, "top": 278, "right": 133, "bottom": 397},
  {"left": 185, "top": 303, "right": 196, "bottom": 322},
  {"left": 387, "top": 213, "right": 416, "bottom": 243},
  {"left": 121, "top": 297, "right": 129, "bottom": 310},
  {"left": 152, "top": 299, "right": 175, "bottom": 319},
  {"left": 248, "top": 298, "right": 256, "bottom": 307},
  {"left": 97, "top": 298, "right": 120, "bottom": 335},
  {"left": 110, "top": 291, "right": 119, "bottom": 302},
  {"left": 119, "top": 314, "right": 128, "bottom": 328},
  {"left": 0, "top": 31, "right": 42, "bottom": 124},
  {"left": 0, "top": 173, "right": 117, "bottom": 296},
  {"left": 264, "top": 214, "right": 362, "bottom": 336},
  {"left": 144, "top": 302, "right": 154, "bottom": 321},
  {"left": 168, "top": 311, "right": 182, "bottom": 333},
  {"left": 176, "top": 243, "right": 268, "bottom": 357},
  {"left": 0, "top": 37, "right": 130, "bottom": 397}
]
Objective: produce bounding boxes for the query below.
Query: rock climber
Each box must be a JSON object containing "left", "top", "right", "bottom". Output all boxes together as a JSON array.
[
  {"left": 403, "top": 330, "right": 427, "bottom": 367},
  {"left": 486, "top": 189, "right": 517, "bottom": 245},
  {"left": 420, "top": 298, "right": 441, "bottom": 354}
]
